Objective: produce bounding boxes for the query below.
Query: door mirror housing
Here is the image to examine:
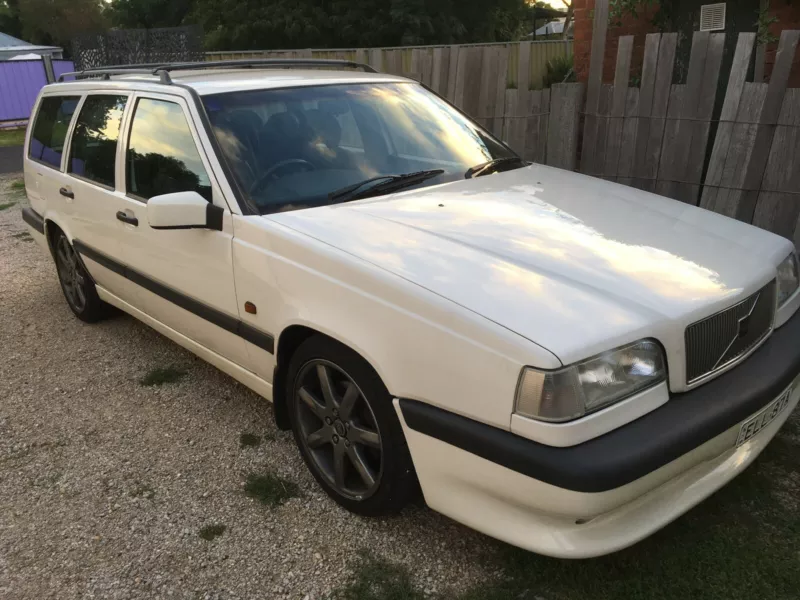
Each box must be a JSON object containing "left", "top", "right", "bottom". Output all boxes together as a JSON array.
[{"left": 146, "top": 191, "right": 224, "bottom": 231}]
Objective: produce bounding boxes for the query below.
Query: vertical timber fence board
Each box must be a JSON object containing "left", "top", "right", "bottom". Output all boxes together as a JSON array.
[
  {"left": 657, "top": 32, "right": 710, "bottom": 201},
  {"left": 517, "top": 41, "right": 531, "bottom": 93},
  {"left": 446, "top": 45, "right": 460, "bottom": 104},
  {"left": 629, "top": 34, "right": 661, "bottom": 189},
  {"left": 716, "top": 83, "right": 770, "bottom": 217},
  {"left": 734, "top": 30, "right": 800, "bottom": 223},
  {"left": 581, "top": 0, "right": 610, "bottom": 175},
  {"left": 547, "top": 83, "right": 584, "bottom": 170},
  {"left": 492, "top": 47, "right": 511, "bottom": 138},
  {"left": 701, "top": 33, "right": 757, "bottom": 211},
  {"left": 642, "top": 34, "right": 678, "bottom": 193},
  {"left": 752, "top": 89, "right": 800, "bottom": 240},
  {"left": 681, "top": 33, "right": 725, "bottom": 204},
  {"left": 603, "top": 36, "right": 634, "bottom": 180},
  {"left": 617, "top": 88, "right": 641, "bottom": 186},
  {"left": 478, "top": 47, "right": 498, "bottom": 130}
]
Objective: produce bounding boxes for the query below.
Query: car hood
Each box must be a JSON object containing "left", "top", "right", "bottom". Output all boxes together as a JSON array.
[{"left": 268, "top": 164, "right": 792, "bottom": 365}]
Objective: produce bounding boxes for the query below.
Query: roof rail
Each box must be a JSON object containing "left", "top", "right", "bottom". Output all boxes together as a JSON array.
[{"left": 57, "top": 58, "right": 378, "bottom": 83}]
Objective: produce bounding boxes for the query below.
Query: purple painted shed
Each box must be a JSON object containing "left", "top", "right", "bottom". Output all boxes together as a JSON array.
[{"left": 0, "top": 59, "right": 74, "bottom": 122}]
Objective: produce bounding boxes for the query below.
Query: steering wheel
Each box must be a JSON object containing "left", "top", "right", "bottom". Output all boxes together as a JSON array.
[{"left": 251, "top": 159, "right": 316, "bottom": 194}]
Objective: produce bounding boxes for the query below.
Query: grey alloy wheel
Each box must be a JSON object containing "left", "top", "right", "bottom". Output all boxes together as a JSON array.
[
  {"left": 293, "top": 359, "right": 383, "bottom": 501},
  {"left": 55, "top": 235, "right": 87, "bottom": 313}
]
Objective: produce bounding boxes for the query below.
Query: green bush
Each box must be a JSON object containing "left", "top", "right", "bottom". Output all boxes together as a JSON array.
[{"left": 543, "top": 55, "right": 576, "bottom": 88}]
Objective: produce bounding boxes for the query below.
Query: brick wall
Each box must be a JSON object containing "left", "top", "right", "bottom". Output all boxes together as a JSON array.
[
  {"left": 765, "top": 0, "right": 800, "bottom": 86},
  {"left": 573, "top": 0, "right": 799, "bottom": 86},
  {"left": 572, "top": 0, "right": 660, "bottom": 82}
]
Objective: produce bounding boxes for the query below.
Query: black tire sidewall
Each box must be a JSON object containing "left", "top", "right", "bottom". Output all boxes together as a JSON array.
[
  {"left": 52, "top": 231, "right": 107, "bottom": 323},
  {"left": 286, "top": 335, "right": 417, "bottom": 516}
]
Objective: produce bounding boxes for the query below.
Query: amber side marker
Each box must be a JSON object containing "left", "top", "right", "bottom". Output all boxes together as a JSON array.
[{"left": 244, "top": 301, "right": 257, "bottom": 314}]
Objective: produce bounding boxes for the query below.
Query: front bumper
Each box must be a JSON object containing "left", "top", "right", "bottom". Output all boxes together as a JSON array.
[{"left": 396, "top": 310, "right": 800, "bottom": 557}]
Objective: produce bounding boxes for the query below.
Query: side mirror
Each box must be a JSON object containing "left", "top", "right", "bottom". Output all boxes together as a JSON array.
[{"left": 147, "top": 191, "right": 224, "bottom": 231}]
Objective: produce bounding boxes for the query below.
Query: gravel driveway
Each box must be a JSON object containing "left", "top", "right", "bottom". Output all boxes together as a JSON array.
[{"left": 0, "top": 174, "right": 493, "bottom": 599}]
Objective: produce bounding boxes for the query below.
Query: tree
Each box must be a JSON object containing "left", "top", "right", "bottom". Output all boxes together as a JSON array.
[
  {"left": 18, "top": 0, "right": 107, "bottom": 48},
  {"left": 0, "top": 1, "right": 23, "bottom": 40},
  {"left": 560, "top": 0, "right": 573, "bottom": 39},
  {"left": 106, "top": 0, "right": 194, "bottom": 29},
  {"left": 187, "top": 0, "right": 533, "bottom": 51}
]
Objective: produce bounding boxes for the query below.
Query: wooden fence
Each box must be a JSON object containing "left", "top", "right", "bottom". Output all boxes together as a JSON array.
[
  {"left": 206, "top": 40, "right": 573, "bottom": 92},
  {"left": 207, "top": 26, "right": 799, "bottom": 246}
]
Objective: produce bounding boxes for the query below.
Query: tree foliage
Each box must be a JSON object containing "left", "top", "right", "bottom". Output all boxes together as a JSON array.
[
  {"left": 109, "top": 0, "right": 541, "bottom": 50},
  {"left": 3, "top": 0, "right": 562, "bottom": 53},
  {"left": 16, "top": 0, "right": 107, "bottom": 48}
]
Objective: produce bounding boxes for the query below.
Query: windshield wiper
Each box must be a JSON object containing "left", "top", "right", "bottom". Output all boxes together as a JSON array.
[
  {"left": 328, "top": 169, "right": 444, "bottom": 203},
  {"left": 464, "top": 156, "right": 526, "bottom": 179}
]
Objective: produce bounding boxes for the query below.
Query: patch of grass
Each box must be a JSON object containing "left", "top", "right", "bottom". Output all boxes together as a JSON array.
[
  {"left": 139, "top": 367, "right": 186, "bottom": 386},
  {"left": 11, "top": 179, "right": 24, "bottom": 190},
  {"left": 12, "top": 231, "right": 33, "bottom": 242},
  {"left": 239, "top": 432, "right": 262, "bottom": 448},
  {"left": 0, "top": 128, "right": 25, "bottom": 147},
  {"left": 332, "top": 550, "right": 427, "bottom": 600},
  {"left": 198, "top": 523, "right": 226, "bottom": 541},
  {"left": 0, "top": 202, "right": 16, "bottom": 212},
  {"left": 458, "top": 416, "right": 800, "bottom": 600},
  {"left": 243, "top": 472, "right": 300, "bottom": 507}
]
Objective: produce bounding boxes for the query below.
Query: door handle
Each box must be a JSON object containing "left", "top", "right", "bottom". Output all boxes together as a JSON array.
[
  {"left": 59, "top": 187, "right": 74, "bottom": 199},
  {"left": 116, "top": 211, "right": 138, "bottom": 226}
]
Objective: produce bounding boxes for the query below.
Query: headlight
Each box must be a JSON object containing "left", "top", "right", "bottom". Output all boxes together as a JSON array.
[
  {"left": 515, "top": 339, "right": 666, "bottom": 422},
  {"left": 777, "top": 251, "right": 799, "bottom": 308}
]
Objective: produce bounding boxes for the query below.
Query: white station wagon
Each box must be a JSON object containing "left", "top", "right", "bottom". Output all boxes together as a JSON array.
[{"left": 21, "top": 60, "right": 800, "bottom": 558}]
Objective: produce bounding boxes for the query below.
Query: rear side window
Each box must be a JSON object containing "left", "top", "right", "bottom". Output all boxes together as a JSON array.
[
  {"left": 126, "top": 98, "right": 212, "bottom": 201},
  {"left": 69, "top": 95, "right": 128, "bottom": 188},
  {"left": 29, "top": 96, "right": 80, "bottom": 169}
]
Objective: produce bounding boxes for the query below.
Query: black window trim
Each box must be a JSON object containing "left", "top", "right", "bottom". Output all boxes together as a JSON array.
[
  {"left": 66, "top": 91, "right": 131, "bottom": 192},
  {"left": 123, "top": 92, "right": 216, "bottom": 205},
  {"left": 27, "top": 93, "right": 83, "bottom": 173}
]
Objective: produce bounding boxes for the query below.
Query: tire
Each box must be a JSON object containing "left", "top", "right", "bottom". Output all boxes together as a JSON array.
[
  {"left": 52, "top": 230, "right": 109, "bottom": 323},
  {"left": 287, "top": 335, "right": 418, "bottom": 516}
]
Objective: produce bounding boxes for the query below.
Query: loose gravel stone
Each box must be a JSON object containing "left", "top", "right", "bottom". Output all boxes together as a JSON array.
[{"left": 0, "top": 173, "right": 495, "bottom": 599}]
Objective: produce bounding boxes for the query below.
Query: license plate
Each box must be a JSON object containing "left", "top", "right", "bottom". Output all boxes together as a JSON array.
[{"left": 736, "top": 387, "right": 792, "bottom": 447}]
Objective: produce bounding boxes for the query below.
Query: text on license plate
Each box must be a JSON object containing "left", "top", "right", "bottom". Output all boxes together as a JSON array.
[{"left": 736, "top": 388, "right": 792, "bottom": 447}]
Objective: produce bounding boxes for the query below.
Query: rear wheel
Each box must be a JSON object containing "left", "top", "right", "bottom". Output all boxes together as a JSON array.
[
  {"left": 52, "top": 231, "right": 108, "bottom": 323},
  {"left": 287, "top": 335, "right": 418, "bottom": 516}
]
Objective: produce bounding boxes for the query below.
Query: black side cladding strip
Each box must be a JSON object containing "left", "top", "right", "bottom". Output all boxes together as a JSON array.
[
  {"left": 400, "top": 308, "right": 800, "bottom": 493},
  {"left": 22, "top": 207, "right": 45, "bottom": 235},
  {"left": 73, "top": 239, "right": 274, "bottom": 354}
]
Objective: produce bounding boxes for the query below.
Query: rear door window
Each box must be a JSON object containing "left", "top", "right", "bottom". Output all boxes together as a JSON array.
[
  {"left": 126, "top": 98, "right": 212, "bottom": 202},
  {"left": 29, "top": 96, "right": 80, "bottom": 169},
  {"left": 68, "top": 95, "right": 128, "bottom": 188}
]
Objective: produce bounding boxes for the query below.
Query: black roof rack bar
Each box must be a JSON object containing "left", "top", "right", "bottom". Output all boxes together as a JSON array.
[
  {"left": 58, "top": 68, "right": 171, "bottom": 83},
  {"left": 58, "top": 58, "right": 378, "bottom": 83}
]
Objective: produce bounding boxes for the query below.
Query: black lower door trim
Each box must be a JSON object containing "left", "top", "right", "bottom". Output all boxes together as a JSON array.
[
  {"left": 400, "top": 308, "right": 800, "bottom": 493},
  {"left": 22, "top": 207, "right": 45, "bottom": 235},
  {"left": 73, "top": 239, "right": 274, "bottom": 354}
]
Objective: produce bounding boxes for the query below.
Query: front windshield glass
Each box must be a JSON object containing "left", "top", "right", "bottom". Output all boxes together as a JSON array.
[{"left": 203, "top": 82, "right": 518, "bottom": 214}]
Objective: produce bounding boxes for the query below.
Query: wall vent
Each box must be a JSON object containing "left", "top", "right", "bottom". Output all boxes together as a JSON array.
[{"left": 699, "top": 3, "right": 726, "bottom": 31}]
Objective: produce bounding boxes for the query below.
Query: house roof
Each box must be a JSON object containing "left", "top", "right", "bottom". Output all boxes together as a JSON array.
[
  {"left": 0, "top": 32, "right": 33, "bottom": 47},
  {"left": 0, "top": 31, "right": 61, "bottom": 51}
]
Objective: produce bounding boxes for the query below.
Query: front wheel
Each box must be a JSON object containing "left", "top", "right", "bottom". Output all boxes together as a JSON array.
[
  {"left": 52, "top": 231, "right": 109, "bottom": 323},
  {"left": 287, "top": 335, "right": 418, "bottom": 516}
]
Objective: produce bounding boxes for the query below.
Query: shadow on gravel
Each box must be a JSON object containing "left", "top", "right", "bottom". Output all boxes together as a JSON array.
[{"left": 331, "top": 411, "right": 800, "bottom": 600}]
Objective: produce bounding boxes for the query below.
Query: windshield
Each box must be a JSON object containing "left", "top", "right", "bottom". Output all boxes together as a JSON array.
[{"left": 203, "top": 82, "right": 519, "bottom": 214}]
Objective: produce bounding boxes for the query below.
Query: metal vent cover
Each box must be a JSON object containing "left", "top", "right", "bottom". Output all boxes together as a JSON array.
[
  {"left": 699, "top": 3, "right": 726, "bottom": 31},
  {"left": 685, "top": 281, "right": 775, "bottom": 385}
]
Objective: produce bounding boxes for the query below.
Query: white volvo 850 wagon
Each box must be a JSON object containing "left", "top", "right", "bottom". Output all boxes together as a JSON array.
[{"left": 21, "top": 60, "right": 800, "bottom": 558}]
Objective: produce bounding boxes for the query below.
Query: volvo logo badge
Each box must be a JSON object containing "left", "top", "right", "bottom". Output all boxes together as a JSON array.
[{"left": 737, "top": 314, "right": 751, "bottom": 338}]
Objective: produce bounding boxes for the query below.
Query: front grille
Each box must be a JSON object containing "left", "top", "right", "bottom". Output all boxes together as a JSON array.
[{"left": 685, "top": 281, "right": 776, "bottom": 384}]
